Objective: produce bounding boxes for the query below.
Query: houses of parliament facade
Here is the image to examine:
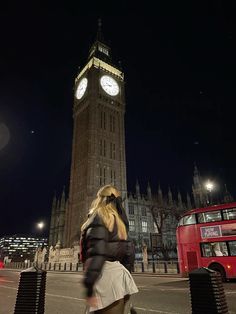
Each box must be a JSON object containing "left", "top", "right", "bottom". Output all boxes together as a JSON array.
[{"left": 49, "top": 23, "right": 233, "bottom": 258}]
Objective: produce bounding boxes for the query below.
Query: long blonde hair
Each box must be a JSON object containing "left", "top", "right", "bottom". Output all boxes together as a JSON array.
[{"left": 81, "top": 185, "right": 127, "bottom": 240}]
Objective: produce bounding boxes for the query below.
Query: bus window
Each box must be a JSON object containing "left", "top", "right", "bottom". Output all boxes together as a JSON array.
[
  {"left": 201, "top": 242, "right": 228, "bottom": 257},
  {"left": 183, "top": 214, "right": 196, "bottom": 225},
  {"left": 178, "top": 217, "right": 184, "bottom": 226},
  {"left": 228, "top": 241, "right": 236, "bottom": 256},
  {"left": 222, "top": 208, "right": 236, "bottom": 221},
  {"left": 201, "top": 243, "right": 213, "bottom": 257},
  {"left": 197, "top": 210, "right": 222, "bottom": 223}
]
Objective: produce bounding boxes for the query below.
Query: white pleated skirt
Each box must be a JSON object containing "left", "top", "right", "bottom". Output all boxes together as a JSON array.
[{"left": 89, "top": 261, "right": 138, "bottom": 312}]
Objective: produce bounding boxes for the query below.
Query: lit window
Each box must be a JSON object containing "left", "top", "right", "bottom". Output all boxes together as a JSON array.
[
  {"left": 223, "top": 208, "right": 236, "bottom": 221},
  {"left": 201, "top": 242, "right": 228, "bottom": 257},
  {"left": 228, "top": 241, "right": 236, "bottom": 256},
  {"left": 198, "top": 211, "right": 221, "bottom": 223},
  {"left": 142, "top": 221, "right": 148, "bottom": 233},
  {"left": 98, "top": 45, "right": 109, "bottom": 56},
  {"left": 129, "top": 220, "right": 135, "bottom": 231},
  {"left": 183, "top": 214, "right": 196, "bottom": 225}
]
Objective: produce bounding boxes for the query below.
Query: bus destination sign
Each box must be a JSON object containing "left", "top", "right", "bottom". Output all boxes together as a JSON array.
[{"left": 200, "top": 225, "right": 222, "bottom": 239}]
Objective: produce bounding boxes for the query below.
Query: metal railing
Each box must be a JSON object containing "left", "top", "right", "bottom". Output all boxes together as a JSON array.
[{"left": 4, "top": 260, "right": 179, "bottom": 274}]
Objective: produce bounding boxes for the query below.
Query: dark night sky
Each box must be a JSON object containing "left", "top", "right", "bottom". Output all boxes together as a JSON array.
[{"left": 0, "top": 1, "right": 236, "bottom": 237}]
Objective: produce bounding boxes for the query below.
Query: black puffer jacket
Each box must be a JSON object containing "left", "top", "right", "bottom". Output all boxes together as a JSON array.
[{"left": 80, "top": 214, "right": 135, "bottom": 297}]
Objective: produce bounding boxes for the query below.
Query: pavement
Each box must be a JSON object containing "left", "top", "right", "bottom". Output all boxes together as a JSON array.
[{"left": 1, "top": 269, "right": 236, "bottom": 314}]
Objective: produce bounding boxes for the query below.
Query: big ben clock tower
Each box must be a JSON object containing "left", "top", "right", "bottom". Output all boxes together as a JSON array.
[{"left": 64, "top": 21, "right": 127, "bottom": 247}]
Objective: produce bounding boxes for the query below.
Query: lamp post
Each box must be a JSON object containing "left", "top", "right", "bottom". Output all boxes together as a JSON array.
[
  {"left": 35, "top": 221, "right": 45, "bottom": 265},
  {"left": 205, "top": 180, "right": 214, "bottom": 205}
]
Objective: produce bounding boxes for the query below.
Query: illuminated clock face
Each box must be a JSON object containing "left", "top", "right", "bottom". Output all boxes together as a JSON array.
[
  {"left": 76, "top": 78, "right": 88, "bottom": 99},
  {"left": 100, "top": 75, "right": 119, "bottom": 96}
]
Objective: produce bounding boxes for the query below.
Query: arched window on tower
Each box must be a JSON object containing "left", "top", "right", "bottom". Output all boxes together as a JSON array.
[
  {"left": 113, "top": 170, "right": 116, "bottom": 185},
  {"left": 100, "top": 110, "right": 106, "bottom": 130},
  {"left": 103, "top": 140, "right": 106, "bottom": 157},
  {"left": 109, "top": 114, "right": 115, "bottom": 132},
  {"left": 99, "top": 166, "right": 102, "bottom": 186},
  {"left": 113, "top": 143, "right": 116, "bottom": 159},
  {"left": 103, "top": 167, "right": 106, "bottom": 185},
  {"left": 99, "top": 140, "right": 103, "bottom": 156}
]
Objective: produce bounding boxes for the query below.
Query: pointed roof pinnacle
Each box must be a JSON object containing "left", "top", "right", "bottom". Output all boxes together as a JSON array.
[
  {"left": 62, "top": 185, "right": 65, "bottom": 195},
  {"left": 147, "top": 181, "right": 152, "bottom": 199},
  {"left": 96, "top": 18, "right": 103, "bottom": 42},
  {"left": 135, "top": 179, "right": 140, "bottom": 196},
  {"left": 224, "top": 183, "right": 228, "bottom": 193},
  {"left": 194, "top": 162, "right": 199, "bottom": 175}
]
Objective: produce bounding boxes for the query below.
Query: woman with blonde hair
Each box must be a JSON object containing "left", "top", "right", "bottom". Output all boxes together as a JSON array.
[{"left": 80, "top": 185, "right": 138, "bottom": 313}]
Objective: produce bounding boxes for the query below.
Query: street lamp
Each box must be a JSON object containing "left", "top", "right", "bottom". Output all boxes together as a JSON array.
[
  {"left": 35, "top": 221, "right": 46, "bottom": 264},
  {"left": 36, "top": 221, "right": 45, "bottom": 231},
  {"left": 205, "top": 180, "right": 214, "bottom": 205}
]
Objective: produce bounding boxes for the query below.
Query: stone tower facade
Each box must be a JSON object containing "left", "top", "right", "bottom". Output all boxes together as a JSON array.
[
  {"left": 49, "top": 188, "right": 67, "bottom": 247},
  {"left": 63, "top": 24, "right": 127, "bottom": 247}
]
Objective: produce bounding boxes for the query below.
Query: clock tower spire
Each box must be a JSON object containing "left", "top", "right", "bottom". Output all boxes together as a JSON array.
[
  {"left": 96, "top": 18, "right": 103, "bottom": 42},
  {"left": 64, "top": 23, "right": 127, "bottom": 247},
  {"left": 88, "top": 19, "right": 112, "bottom": 64}
]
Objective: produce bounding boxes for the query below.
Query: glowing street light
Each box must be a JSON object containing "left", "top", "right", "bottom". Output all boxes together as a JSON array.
[
  {"left": 205, "top": 180, "right": 215, "bottom": 205},
  {"left": 37, "top": 222, "right": 45, "bottom": 230},
  {"left": 205, "top": 180, "right": 214, "bottom": 192}
]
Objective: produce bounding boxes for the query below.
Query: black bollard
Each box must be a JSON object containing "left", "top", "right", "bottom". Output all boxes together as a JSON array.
[
  {"left": 164, "top": 262, "right": 167, "bottom": 273},
  {"left": 152, "top": 261, "right": 156, "bottom": 273},
  {"left": 189, "top": 267, "right": 228, "bottom": 314},
  {"left": 176, "top": 261, "right": 180, "bottom": 274},
  {"left": 14, "top": 266, "right": 47, "bottom": 314},
  {"left": 141, "top": 262, "right": 144, "bottom": 272}
]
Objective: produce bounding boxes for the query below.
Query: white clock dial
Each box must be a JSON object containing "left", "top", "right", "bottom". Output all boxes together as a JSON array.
[
  {"left": 100, "top": 75, "right": 119, "bottom": 96},
  {"left": 76, "top": 77, "right": 88, "bottom": 99}
]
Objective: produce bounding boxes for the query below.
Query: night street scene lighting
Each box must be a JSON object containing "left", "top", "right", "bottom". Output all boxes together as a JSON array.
[
  {"left": 205, "top": 180, "right": 214, "bottom": 193},
  {"left": 37, "top": 222, "right": 45, "bottom": 230},
  {"left": 1, "top": 3, "right": 236, "bottom": 314}
]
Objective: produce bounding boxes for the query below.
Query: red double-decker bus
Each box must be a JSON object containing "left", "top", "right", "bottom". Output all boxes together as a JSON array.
[{"left": 176, "top": 202, "right": 236, "bottom": 281}]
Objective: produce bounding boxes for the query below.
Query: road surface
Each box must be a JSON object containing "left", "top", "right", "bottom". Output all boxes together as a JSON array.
[{"left": 1, "top": 269, "right": 236, "bottom": 313}]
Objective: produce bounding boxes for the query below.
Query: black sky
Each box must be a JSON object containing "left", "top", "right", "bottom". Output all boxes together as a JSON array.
[{"left": 0, "top": 1, "right": 236, "bottom": 236}]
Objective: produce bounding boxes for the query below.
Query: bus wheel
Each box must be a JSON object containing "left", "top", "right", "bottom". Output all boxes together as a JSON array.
[{"left": 208, "top": 263, "right": 226, "bottom": 282}]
